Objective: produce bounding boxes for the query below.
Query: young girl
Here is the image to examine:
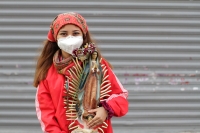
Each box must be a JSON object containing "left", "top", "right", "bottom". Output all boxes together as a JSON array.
[{"left": 33, "top": 12, "right": 128, "bottom": 133}]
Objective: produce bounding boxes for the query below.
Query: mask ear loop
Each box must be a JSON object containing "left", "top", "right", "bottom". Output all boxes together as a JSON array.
[{"left": 81, "top": 33, "right": 87, "bottom": 48}]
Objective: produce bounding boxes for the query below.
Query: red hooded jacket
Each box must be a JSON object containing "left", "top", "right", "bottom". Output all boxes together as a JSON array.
[{"left": 35, "top": 58, "right": 128, "bottom": 133}]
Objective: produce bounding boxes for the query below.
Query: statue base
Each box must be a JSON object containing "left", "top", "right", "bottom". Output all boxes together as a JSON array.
[{"left": 71, "top": 127, "right": 98, "bottom": 133}]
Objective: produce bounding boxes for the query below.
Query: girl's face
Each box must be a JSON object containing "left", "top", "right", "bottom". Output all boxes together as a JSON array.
[
  {"left": 56, "top": 24, "right": 83, "bottom": 58},
  {"left": 57, "top": 24, "right": 83, "bottom": 40}
]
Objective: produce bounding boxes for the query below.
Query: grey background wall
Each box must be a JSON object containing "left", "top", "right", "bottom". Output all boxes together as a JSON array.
[{"left": 0, "top": 0, "right": 200, "bottom": 133}]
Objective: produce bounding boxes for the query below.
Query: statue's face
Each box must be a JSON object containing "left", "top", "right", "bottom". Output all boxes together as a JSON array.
[{"left": 92, "top": 52, "right": 98, "bottom": 59}]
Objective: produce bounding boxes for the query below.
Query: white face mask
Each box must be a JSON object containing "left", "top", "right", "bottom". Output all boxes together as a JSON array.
[{"left": 57, "top": 36, "right": 83, "bottom": 55}]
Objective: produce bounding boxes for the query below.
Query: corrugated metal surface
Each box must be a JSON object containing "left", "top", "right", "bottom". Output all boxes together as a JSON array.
[{"left": 0, "top": 0, "right": 200, "bottom": 132}]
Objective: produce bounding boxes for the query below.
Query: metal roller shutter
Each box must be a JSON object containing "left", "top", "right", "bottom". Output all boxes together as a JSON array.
[{"left": 0, "top": 0, "right": 200, "bottom": 133}]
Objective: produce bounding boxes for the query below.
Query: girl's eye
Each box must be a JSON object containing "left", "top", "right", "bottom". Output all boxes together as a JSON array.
[
  {"left": 60, "top": 33, "right": 67, "bottom": 36},
  {"left": 73, "top": 32, "right": 80, "bottom": 36}
]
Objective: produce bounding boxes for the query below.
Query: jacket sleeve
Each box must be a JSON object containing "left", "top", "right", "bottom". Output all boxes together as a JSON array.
[
  {"left": 101, "top": 59, "right": 129, "bottom": 117},
  {"left": 35, "top": 79, "right": 66, "bottom": 133}
]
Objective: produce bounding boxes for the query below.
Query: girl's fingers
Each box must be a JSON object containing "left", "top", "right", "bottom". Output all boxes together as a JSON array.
[
  {"left": 88, "top": 109, "right": 97, "bottom": 113},
  {"left": 87, "top": 117, "right": 101, "bottom": 128}
]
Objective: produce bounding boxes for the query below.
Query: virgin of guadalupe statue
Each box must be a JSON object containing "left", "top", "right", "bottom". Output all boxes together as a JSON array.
[
  {"left": 72, "top": 50, "right": 101, "bottom": 133},
  {"left": 82, "top": 51, "right": 101, "bottom": 122}
]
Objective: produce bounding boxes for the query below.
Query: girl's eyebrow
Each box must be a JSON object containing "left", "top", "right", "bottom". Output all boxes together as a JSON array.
[
  {"left": 73, "top": 30, "right": 81, "bottom": 32},
  {"left": 59, "top": 30, "right": 80, "bottom": 33},
  {"left": 59, "top": 30, "right": 67, "bottom": 33}
]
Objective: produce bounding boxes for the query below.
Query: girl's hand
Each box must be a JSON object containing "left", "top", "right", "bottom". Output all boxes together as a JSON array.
[{"left": 87, "top": 107, "right": 108, "bottom": 129}]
